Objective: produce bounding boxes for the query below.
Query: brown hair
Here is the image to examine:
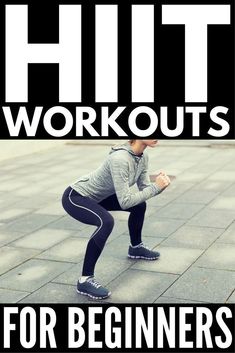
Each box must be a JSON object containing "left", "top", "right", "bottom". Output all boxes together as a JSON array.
[{"left": 129, "top": 139, "right": 136, "bottom": 145}]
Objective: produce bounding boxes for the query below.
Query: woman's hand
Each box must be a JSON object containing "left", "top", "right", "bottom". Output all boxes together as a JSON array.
[{"left": 155, "top": 171, "right": 171, "bottom": 190}]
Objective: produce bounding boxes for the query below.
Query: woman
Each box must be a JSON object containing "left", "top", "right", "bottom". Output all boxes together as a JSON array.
[{"left": 62, "top": 140, "right": 171, "bottom": 300}]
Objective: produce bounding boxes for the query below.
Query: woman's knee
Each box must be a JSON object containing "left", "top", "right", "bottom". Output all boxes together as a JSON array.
[{"left": 95, "top": 214, "right": 114, "bottom": 245}]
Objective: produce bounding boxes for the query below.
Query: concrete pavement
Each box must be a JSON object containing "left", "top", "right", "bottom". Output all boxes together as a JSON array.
[{"left": 0, "top": 141, "right": 234, "bottom": 303}]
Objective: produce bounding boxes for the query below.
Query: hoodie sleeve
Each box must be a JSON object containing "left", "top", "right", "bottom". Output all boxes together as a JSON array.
[
  {"left": 109, "top": 154, "right": 162, "bottom": 210},
  {"left": 137, "top": 153, "right": 152, "bottom": 191}
]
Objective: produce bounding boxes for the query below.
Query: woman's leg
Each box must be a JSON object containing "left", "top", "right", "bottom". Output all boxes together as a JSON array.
[
  {"left": 127, "top": 202, "right": 147, "bottom": 246},
  {"left": 62, "top": 187, "right": 114, "bottom": 276},
  {"left": 99, "top": 194, "right": 159, "bottom": 260},
  {"left": 99, "top": 194, "right": 147, "bottom": 246}
]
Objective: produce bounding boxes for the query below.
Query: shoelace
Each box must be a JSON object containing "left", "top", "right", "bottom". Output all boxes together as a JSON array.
[
  {"left": 138, "top": 243, "right": 150, "bottom": 250},
  {"left": 87, "top": 277, "right": 101, "bottom": 289}
]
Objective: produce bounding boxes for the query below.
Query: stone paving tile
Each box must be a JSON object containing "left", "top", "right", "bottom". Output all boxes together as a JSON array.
[
  {"left": 21, "top": 172, "right": 52, "bottom": 182},
  {"left": 0, "top": 194, "right": 24, "bottom": 210},
  {"left": 0, "top": 174, "right": 16, "bottom": 183},
  {"left": 48, "top": 177, "right": 70, "bottom": 187},
  {"left": 46, "top": 215, "right": 87, "bottom": 231},
  {"left": 154, "top": 296, "right": 206, "bottom": 304},
  {"left": 156, "top": 203, "right": 204, "bottom": 220},
  {"left": 145, "top": 206, "right": 163, "bottom": 218},
  {"left": 7, "top": 167, "right": 40, "bottom": 176},
  {"left": 13, "top": 164, "right": 46, "bottom": 174},
  {"left": 47, "top": 184, "right": 68, "bottom": 195},
  {"left": 0, "top": 163, "right": 22, "bottom": 171},
  {"left": 0, "top": 246, "right": 40, "bottom": 275},
  {"left": 161, "top": 226, "right": 224, "bottom": 249},
  {"left": 109, "top": 211, "right": 129, "bottom": 221},
  {"left": 49, "top": 181, "right": 71, "bottom": 193},
  {"left": 186, "top": 162, "right": 219, "bottom": 174},
  {"left": 209, "top": 196, "right": 235, "bottom": 211},
  {"left": 36, "top": 237, "right": 88, "bottom": 263},
  {"left": 223, "top": 161, "right": 235, "bottom": 171},
  {"left": 107, "top": 269, "right": 178, "bottom": 303},
  {"left": 11, "top": 229, "right": 72, "bottom": 250},
  {"left": 221, "top": 183, "right": 235, "bottom": 196},
  {"left": 0, "top": 179, "right": 27, "bottom": 192},
  {"left": 44, "top": 164, "right": 71, "bottom": 174},
  {"left": 54, "top": 256, "right": 133, "bottom": 287},
  {"left": 69, "top": 225, "right": 97, "bottom": 238},
  {"left": 13, "top": 194, "right": 58, "bottom": 210},
  {"left": 164, "top": 267, "right": 235, "bottom": 303},
  {"left": 0, "top": 208, "right": 33, "bottom": 223},
  {"left": 132, "top": 246, "right": 203, "bottom": 274},
  {"left": 175, "top": 190, "right": 219, "bottom": 205},
  {"left": 0, "top": 288, "right": 29, "bottom": 303},
  {"left": 141, "top": 218, "right": 185, "bottom": 238},
  {"left": 104, "top": 234, "right": 164, "bottom": 260},
  {"left": 194, "top": 180, "right": 234, "bottom": 193},
  {"left": 12, "top": 155, "right": 46, "bottom": 166},
  {"left": 217, "top": 222, "right": 235, "bottom": 244},
  {"left": 35, "top": 202, "right": 66, "bottom": 216},
  {"left": 194, "top": 243, "right": 235, "bottom": 271},
  {"left": 108, "top": 220, "right": 129, "bottom": 238},
  {"left": 40, "top": 178, "right": 60, "bottom": 190},
  {"left": 0, "top": 259, "right": 72, "bottom": 292},
  {"left": 159, "top": 168, "right": 182, "bottom": 177},
  {"left": 207, "top": 149, "right": 235, "bottom": 162},
  {"left": 14, "top": 185, "right": 51, "bottom": 197},
  {"left": 176, "top": 172, "right": 209, "bottom": 183},
  {"left": 207, "top": 171, "right": 235, "bottom": 182},
  {"left": 188, "top": 208, "right": 235, "bottom": 228},
  {"left": 147, "top": 192, "right": 179, "bottom": 207},
  {"left": 13, "top": 156, "right": 52, "bottom": 166},
  {"left": 4, "top": 214, "right": 61, "bottom": 234},
  {"left": 164, "top": 160, "right": 197, "bottom": 170},
  {"left": 227, "top": 291, "right": 235, "bottom": 303},
  {"left": 104, "top": 219, "right": 130, "bottom": 241},
  {"left": 19, "top": 283, "right": 89, "bottom": 303},
  {"left": 62, "top": 167, "right": 91, "bottom": 179},
  {"left": 0, "top": 231, "right": 26, "bottom": 247}
]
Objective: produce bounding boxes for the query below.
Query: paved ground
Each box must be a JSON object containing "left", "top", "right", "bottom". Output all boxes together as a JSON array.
[{"left": 0, "top": 141, "right": 235, "bottom": 304}]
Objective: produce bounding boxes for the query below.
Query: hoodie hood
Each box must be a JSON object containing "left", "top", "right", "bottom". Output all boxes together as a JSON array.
[{"left": 110, "top": 142, "right": 143, "bottom": 160}]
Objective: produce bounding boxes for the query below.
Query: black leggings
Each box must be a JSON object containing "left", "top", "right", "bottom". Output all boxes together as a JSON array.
[{"left": 62, "top": 187, "right": 146, "bottom": 276}]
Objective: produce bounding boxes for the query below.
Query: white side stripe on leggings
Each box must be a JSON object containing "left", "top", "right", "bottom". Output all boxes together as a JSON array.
[{"left": 68, "top": 189, "right": 103, "bottom": 239}]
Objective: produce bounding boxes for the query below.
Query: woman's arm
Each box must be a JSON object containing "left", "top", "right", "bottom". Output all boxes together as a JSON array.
[{"left": 109, "top": 156, "right": 162, "bottom": 210}]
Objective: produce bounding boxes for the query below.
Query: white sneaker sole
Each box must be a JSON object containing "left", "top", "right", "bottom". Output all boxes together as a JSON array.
[
  {"left": 76, "top": 289, "right": 111, "bottom": 300},
  {"left": 128, "top": 254, "right": 160, "bottom": 260}
]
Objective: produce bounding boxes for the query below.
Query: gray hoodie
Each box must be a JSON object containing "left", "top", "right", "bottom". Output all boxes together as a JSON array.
[{"left": 71, "top": 143, "right": 162, "bottom": 210}]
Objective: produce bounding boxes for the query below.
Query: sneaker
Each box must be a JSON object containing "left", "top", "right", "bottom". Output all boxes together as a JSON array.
[
  {"left": 128, "top": 243, "right": 160, "bottom": 260},
  {"left": 76, "top": 276, "right": 111, "bottom": 300}
]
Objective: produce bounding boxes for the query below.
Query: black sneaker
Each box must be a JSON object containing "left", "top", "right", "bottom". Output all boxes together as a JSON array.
[
  {"left": 76, "top": 277, "right": 111, "bottom": 300},
  {"left": 128, "top": 243, "right": 160, "bottom": 260}
]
